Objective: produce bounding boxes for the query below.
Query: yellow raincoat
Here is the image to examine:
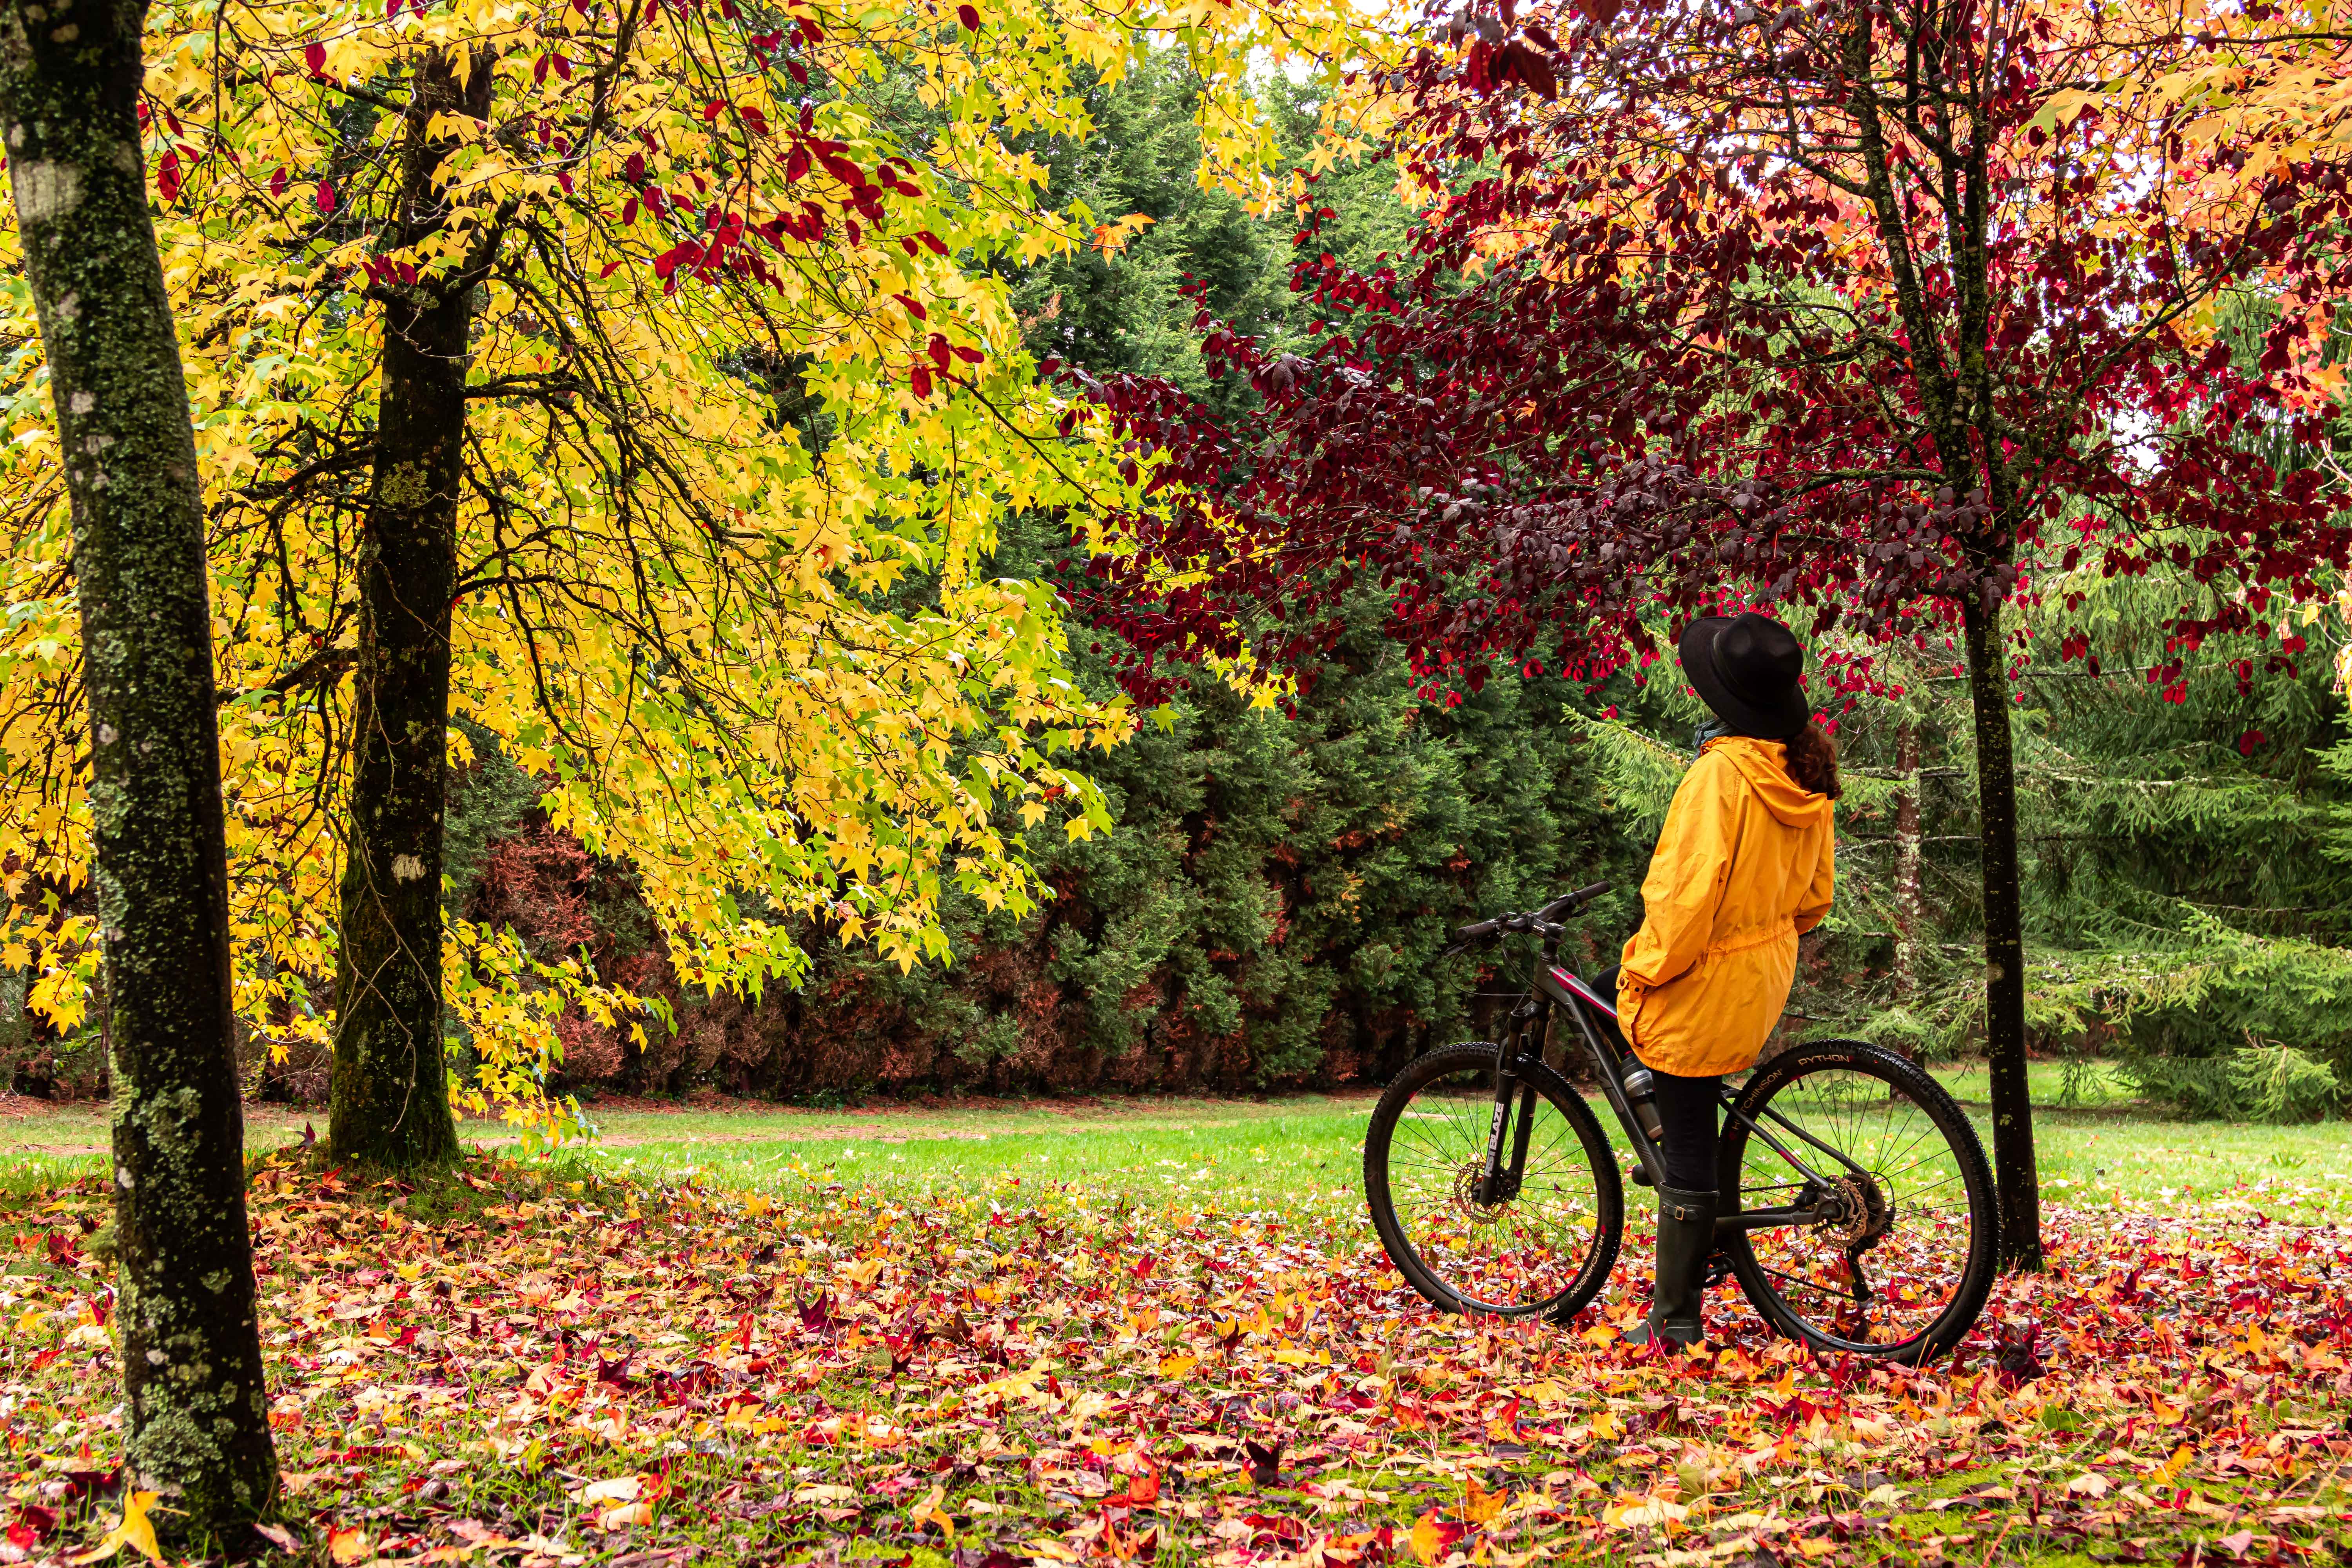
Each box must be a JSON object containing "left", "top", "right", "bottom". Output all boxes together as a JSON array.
[{"left": 1615, "top": 735, "right": 1836, "bottom": 1077}]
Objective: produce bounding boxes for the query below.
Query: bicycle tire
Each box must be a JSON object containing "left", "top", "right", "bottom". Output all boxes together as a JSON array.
[
  {"left": 1718, "top": 1038, "right": 1997, "bottom": 1364},
  {"left": 1364, "top": 1042, "right": 1624, "bottom": 1319}
]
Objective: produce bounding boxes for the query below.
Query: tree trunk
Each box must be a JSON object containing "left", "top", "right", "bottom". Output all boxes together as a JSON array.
[
  {"left": 1890, "top": 718, "right": 1923, "bottom": 1003},
  {"left": 1960, "top": 596, "right": 2039, "bottom": 1270},
  {"left": 327, "top": 52, "right": 486, "bottom": 1168},
  {"left": 0, "top": 0, "right": 278, "bottom": 1530}
]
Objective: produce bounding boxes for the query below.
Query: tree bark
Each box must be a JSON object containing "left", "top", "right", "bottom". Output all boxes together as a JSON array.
[
  {"left": 1961, "top": 595, "right": 2039, "bottom": 1270},
  {"left": 327, "top": 51, "right": 487, "bottom": 1168},
  {"left": 0, "top": 0, "right": 278, "bottom": 1530},
  {"left": 1890, "top": 718, "right": 1923, "bottom": 1003}
]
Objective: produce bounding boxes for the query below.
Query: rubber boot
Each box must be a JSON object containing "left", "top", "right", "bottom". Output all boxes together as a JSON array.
[{"left": 1625, "top": 1184, "right": 1718, "bottom": 1348}]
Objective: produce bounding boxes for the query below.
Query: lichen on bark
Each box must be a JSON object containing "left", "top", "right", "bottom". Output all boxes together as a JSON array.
[{"left": 0, "top": 0, "right": 278, "bottom": 1532}]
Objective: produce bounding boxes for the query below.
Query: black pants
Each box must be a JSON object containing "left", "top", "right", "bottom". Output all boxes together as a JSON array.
[{"left": 1593, "top": 964, "right": 1720, "bottom": 1192}]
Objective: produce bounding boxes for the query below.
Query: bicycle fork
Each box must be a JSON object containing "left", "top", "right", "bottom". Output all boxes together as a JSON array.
[{"left": 1476, "top": 1000, "right": 1544, "bottom": 1205}]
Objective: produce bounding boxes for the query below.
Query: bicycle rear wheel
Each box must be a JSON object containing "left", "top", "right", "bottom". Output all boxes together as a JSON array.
[
  {"left": 1719, "top": 1039, "right": 1996, "bottom": 1363},
  {"left": 1364, "top": 1042, "right": 1623, "bottom": 1318}
]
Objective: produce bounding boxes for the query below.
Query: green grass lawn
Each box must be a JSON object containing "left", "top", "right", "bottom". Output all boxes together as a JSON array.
[{"left": 7, "top": 1056, "right": 2350, "bottom": 1218}]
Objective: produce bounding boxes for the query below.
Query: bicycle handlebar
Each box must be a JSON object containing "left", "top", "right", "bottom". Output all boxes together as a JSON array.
[
  {"left": 1539, "top": 881, "right": 1613, "bottom": 921},
  {"left": 1444, "top": 881, "right": 1613, "bottom": 955}
]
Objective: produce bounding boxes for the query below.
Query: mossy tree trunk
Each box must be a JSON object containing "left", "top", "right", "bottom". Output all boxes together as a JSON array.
[
  {"left": 1890, "top": 719, "right": 1923, "bottom": 1003},
  {"left": 0, "top": 0, "right": 278, "bottom": 1532},
  {"left": 327, "top": 49, "right": 493, "bottom": 1169},
  {"left": 1962, "top": 595, "right": 2039, "bottom": 1269},
  {"left": 1846, "top": 29, "right": 2039, "bottom": 1270}
]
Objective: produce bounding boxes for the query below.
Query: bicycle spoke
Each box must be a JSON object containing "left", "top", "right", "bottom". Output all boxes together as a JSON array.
[
  {"left": 1723, "top": 1049, "right": 1991, "bottom": 1356},
  {"left": 1373, "top": 1054, "right": 1613, "bottom": 1316}
]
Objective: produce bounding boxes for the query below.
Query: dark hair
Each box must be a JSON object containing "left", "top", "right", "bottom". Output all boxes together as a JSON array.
[{"left": 1785, "top": 719, "right": 1841, "bottom": 799}]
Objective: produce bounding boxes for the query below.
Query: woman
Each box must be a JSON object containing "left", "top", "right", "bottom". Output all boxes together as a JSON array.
[{"left": 1615, "top": 612, "right": 1840, "bottom": 1347}]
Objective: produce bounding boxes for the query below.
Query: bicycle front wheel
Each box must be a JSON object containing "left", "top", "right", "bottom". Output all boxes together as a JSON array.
[
  {"left": 1720, "top": 1039, "right": 1996, "bottom": 1363},
  {"left": 1364, "top": 1042, "right": 1623, "bottom": 1318}
]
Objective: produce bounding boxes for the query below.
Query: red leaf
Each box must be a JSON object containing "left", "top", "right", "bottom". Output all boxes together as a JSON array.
[
  {"left": 270, "top": 166, "right": 289, "bottom": 197},
  {"left": 315, "top": 180, "right": 336, "bottom": 215},
  {"left": 303, "top": 40, "right": 327, "bottom": 76},
  {"left": 917, "top": 229, "right": 948, "bottom": 255},
  {"left": 894, "top": 292, "right": 927, "bottom": 321},
  {"left": 910, "top": 365, "right": 933, "bottom": 399},
  {"left": 9, "top": 1506, "right": 58, "bottom": 1545},
  {"left": 786, "top": 147, "right": 811, "bottom": 183},
  {"left": 534, "top": 54, "right": 550, "bottom": 85},
  {"left": 957, "top": 2, "right": 980, "bottom": 27},
  {"left": 552, "top": 53, "right": 572, "bottom": 80},
  {"left": 155, "top": 148, "right": 182, "bottom": 203}
]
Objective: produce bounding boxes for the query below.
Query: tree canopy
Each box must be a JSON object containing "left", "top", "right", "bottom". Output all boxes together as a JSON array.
[{"left": 0, "top": 0, "right": 1368, "bottom": 1131}]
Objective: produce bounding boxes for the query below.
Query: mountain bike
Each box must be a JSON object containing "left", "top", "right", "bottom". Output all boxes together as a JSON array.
[{"left": 1362, "top": 882, "right": 1997, "bottom": 1364}]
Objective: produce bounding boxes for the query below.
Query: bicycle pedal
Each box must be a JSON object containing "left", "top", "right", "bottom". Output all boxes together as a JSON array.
[
  {"left": 1629, "top": 1165, "right": 1653, "bottom": 1187},
  {"left": 1704, "top": 1251, "right": 1734, "bottom": 1289}
]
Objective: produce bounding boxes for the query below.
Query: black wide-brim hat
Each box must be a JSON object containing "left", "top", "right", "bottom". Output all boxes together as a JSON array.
[{"left": 1679, "top": 612, "right": 1812, "bottom": 740}]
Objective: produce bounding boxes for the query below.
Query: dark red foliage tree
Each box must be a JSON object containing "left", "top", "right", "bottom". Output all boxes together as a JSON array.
[{"left": 1064, "top": 0, "right": 2352, "bottom": 1267}]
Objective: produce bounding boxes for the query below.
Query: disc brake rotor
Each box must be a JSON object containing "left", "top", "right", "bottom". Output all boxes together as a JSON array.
[
  {"left": 1824, "top": 1174, "right": 1891, "bottom": 1249},
  {"left": 1452, "top": 1161, "right": 1509, "bottom": 1226}
]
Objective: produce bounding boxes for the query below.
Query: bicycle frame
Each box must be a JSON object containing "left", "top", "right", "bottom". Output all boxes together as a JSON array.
[{"left": 1479, "top": 932, "right": 1873, "bottom": 1238}]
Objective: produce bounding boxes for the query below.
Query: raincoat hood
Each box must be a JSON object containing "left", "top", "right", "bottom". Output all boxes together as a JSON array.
[{"left": 1709, "top": 735, "right": 1834, "bottom": 831}]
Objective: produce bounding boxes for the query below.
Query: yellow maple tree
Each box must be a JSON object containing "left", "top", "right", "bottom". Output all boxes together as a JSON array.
[{"left": 0, "top": 0, "right": 1387, "bottom": 1132}]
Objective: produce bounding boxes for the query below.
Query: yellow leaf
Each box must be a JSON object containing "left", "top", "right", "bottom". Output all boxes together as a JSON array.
[
  {"left": 578, "top": 1476, "right": 642, "bottom": 1505},
  {"left": 327, "top": 1526, "right": 372, "bottom": 1564},
  {"left": 1601, "top": 1494, "right": 1689, "bottom": 1531},
  {"left": 1158, "top": 1353, "right": 1197, "bottom": 1378},
  {"left": 69, "top": 1492, "right": 164, "bottom": 1564}
]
